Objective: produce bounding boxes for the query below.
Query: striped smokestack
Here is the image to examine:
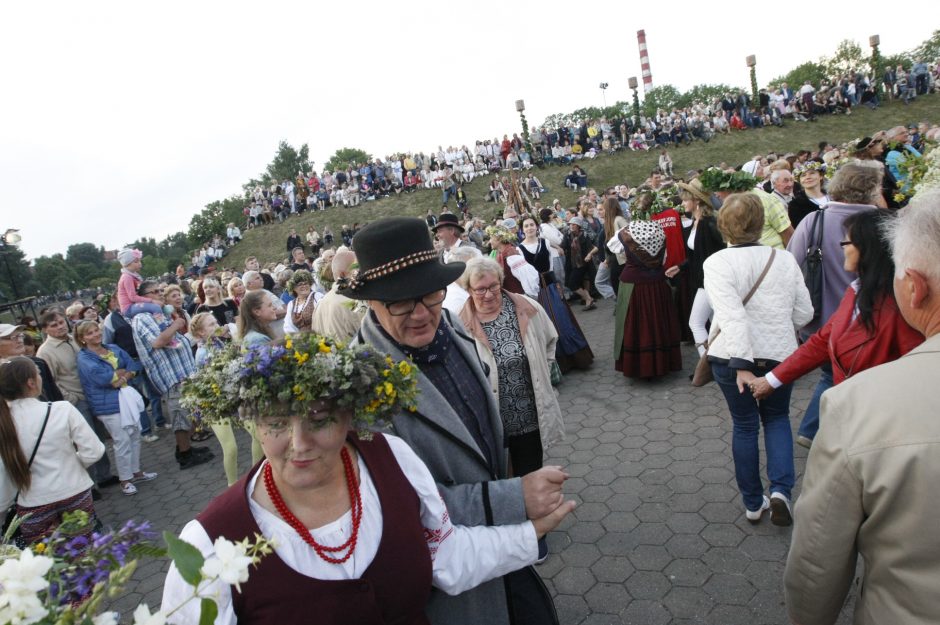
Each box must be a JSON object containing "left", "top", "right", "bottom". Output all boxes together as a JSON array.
[{"left": 637, "top": 30, "right": 653, "bottom": 92}]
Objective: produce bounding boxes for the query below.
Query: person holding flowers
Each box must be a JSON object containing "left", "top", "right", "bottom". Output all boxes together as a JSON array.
[{"left": 166, "top": 333, "right": 574, "bottom": 624}]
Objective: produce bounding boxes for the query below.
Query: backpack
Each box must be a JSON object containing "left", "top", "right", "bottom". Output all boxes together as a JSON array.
[{"left": 801, "top": 209, "right": 826, "bottom": 320}]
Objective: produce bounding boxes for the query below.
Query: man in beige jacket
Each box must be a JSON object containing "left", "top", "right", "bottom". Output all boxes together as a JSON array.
[
  {"left": 311, "top": 248, "right": 364, "bottom": 341},
  {"left": 784, "top": 189, "right": 940, "bottom": 625},
  {"left": 35, "top": 311, "right": 115, "bottom": 487}
]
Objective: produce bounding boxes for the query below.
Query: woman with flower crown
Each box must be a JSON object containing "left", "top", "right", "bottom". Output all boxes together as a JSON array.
[{"left": 163, "top": 334, "right": 574, "bottom": 624}]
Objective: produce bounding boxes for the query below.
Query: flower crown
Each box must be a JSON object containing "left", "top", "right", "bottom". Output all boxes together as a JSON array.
[
  {"left": 794, "top": 160, "right": 826, "bottom": 179},
  {"left": 486, "top": 224, "right": 517, "bottom": 244},
  {"left": 698, "top": 167, "right": 759, "bottom": 193},
  {"left": 180, "top": 334, "right": 419, "bottom": 428}
]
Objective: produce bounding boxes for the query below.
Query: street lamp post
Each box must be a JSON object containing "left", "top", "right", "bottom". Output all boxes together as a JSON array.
[
  {"left": 599, "top": 82, "right": 609, "bottom": 108},
  {"left": 1, "top": 229, "right": 23, "bottom": 300},
  {"left": 746, "top": 55, "right": 758, "bottom": 105},
  {"left": 628, "top": 77, "right": 640, "bottom": 126}
]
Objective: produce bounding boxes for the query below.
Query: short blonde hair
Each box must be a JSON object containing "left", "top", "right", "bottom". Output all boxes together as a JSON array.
[
  {"left": 73, "top": 320, "right": 99, "bottom": 347},
  {"left": 164, "top": 284, "right": 182, "bottom": 301},
  {"left": 459, "top": 256, "right": 504, "bottom": 290},
  {"left": 717, "top": 193, "right": 764, "bottom": 245}
]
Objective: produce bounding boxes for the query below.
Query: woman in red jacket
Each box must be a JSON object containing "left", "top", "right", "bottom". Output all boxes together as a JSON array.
[{"left": 749, "top": 209, "right": 922, "bottom": 446}]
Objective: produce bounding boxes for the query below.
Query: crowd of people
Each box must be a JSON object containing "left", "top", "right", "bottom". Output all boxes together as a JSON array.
[{"left": 2, "top": 98, "right": 939, "bottom": 623}]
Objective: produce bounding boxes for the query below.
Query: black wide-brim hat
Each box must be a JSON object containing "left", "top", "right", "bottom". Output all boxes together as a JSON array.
[
  {"left": 430, "top": 212, "right": 464, "bottom": 233},
  {"left": 338, "top": 217, "right": 465, "bottom": 302}
]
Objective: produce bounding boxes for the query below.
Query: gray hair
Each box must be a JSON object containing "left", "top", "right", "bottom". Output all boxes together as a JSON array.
[
  {"left": 447, "top": 246, "right": 482, "bottom": 264},
  {"left": 887, "top": 187, "right": 940, "bottom": 284},
  {"left": 242, "top": 270, "right": 261, "bottom": 288},
  {"left": 827, "top": 161, "right": 883, "bottom": 205},
  {"left": 770, "top": 169, "right": 793, "bottom": 184},
  {"left": 458, "top": 256, "right": 503, "bottom": 289},
  {"left": 331, "top": 249, "right": 357, "bottom": 279}
]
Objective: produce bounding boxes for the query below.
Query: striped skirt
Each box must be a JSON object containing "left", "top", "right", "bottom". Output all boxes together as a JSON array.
[{"left": 17, "top": 489, "right": 96, "bottom": 545}]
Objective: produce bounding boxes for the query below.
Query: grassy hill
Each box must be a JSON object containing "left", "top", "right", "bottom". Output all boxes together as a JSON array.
[{"left": 225, "top": 96, "right": 940, "bottom": 270}]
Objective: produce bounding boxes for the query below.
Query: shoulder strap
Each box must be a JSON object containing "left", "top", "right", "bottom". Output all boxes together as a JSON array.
[
  {"left": 742, "top": 248, "right": 777, "bottom": 306},
  {"left": 14, "top": 402, "right": 52, "bottom": 505}
]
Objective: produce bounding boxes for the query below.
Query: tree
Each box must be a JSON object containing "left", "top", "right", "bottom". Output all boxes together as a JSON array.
[
  {"left": 65, "top": 242, "right": 110, "bottom": 287},
  {"left": 883, "top": 52, "right": 914, "bottom": 73},
  {"left": 640, "top": 85, "right": 682, "bottom": 117},
  {"left": 821, "top": 39, "right": 866, "bottom": 78},
  {"left": 0, "top": 246, "right": 35, "bottom": 301},
  {"left": 244, "top": 141, "right": 312, "bottom": 190},
  {"left": 677, "top": 84, "right": 737, "bottom": 108},
  {"left": 324, "top": 147, "right": 371, "bottom": 174},
  {"left": 771, "top": 60, "right": 829, "bottom": 90},
  {"left": 911, "top": 29, "right": 940, "bottom": 64},
  {"left": 32, "top": 254, "right": 78, "bottom": 296}
]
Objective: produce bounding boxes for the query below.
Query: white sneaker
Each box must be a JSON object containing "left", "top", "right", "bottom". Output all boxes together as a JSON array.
[
  {"left": 141, "top": 434, "right": 159, "bottom": 443},
  {"left": 745, "top": 496, "right": 770, "bottom": 524},
  {"left": 770, "top": 492, "right": 793, "bottom": 527},
  {"left": 133, "top": 471, "right": 158, "bottom": 482}
]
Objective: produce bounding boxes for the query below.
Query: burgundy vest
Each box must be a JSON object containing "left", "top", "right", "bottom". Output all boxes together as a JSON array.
[
  {"left": 499, "top": 254, "right": 525, "bottom": 295},
  {"left": 198, "top": 433, "right": 432, "bottom": 625}
]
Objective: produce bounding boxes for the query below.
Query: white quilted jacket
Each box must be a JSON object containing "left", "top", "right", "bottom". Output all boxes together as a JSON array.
[{"left": 703, "top": 245, "right": 814, "bottom": 365}]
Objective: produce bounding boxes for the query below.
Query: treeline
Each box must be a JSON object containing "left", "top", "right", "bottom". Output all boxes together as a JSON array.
[{"left": 540, "top": 32, "right": 940, "bottom": 127}]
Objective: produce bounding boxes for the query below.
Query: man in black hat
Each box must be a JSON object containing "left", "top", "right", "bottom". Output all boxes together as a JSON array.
[
  {"left": 431, "top": 213, "right": 474, "bottom": 264},
  {"left": 343, "top": 217, "right": 571, "bottom": 625}
]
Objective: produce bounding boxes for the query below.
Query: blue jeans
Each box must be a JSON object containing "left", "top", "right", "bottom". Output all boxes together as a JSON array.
[
  {"left": 712, "top": 361, "right": 795, "bottom": 511},
  {"left": 143, "top": 372, "right": 166, "bottom": 429},
  {"left": 797, "top": 363, "right": 833, "bottom": 441}
]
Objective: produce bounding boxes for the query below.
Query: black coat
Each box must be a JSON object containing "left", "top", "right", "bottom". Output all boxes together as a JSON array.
[{"left": 687, "top": 217, "right": 724, "bottom": 291}]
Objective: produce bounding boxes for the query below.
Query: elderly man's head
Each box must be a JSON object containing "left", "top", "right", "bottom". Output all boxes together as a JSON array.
[
  {"left": 331, "top": 249, "right": 357, "bottom": 280},
  {"left": 771, "top": 170, "right": 795, "bottom": 197},
  {"left": 0, "top": 325, "right": 26, "bottom": 359},
  {"left": 888, "top": 187, "right": 940, "bottom": 336},
  {"left": 242, "top": 270, "right": 263, "bottom": 291},
  {"left": 828, "top": 162, "right": 883, "bottom": 205},
  {"left": 887, "top": 126, "right": 911, "bottom": 145}
]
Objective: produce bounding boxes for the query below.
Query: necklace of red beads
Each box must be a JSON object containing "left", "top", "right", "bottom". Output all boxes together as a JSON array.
[{"left": 263, "top": 447, "right": 362, "bottom": 564}]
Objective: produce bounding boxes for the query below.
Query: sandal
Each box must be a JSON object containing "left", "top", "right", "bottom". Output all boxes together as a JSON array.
[
  {"left": 121, "top": 482, "right": 138, "bottom": 496},
  {"left": 190, "top": 430, "right": 213, "bottom": 442},
  {"left": 583, "top": 301, "right": 597, "bottom": 311}
]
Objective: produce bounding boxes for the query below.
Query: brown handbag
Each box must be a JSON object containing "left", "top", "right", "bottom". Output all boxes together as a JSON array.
[{"left": 692, "top": 249, "right": 777, "bottom": 387}]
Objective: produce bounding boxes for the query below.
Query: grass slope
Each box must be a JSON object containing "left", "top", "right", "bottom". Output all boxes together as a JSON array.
[{"left": 226, "top": 97, "right": 940, "bottom": 269}]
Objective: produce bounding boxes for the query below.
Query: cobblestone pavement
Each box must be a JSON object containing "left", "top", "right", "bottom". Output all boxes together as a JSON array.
[{"left": 97, "top": 296, "right": 855, "bottom": 623}]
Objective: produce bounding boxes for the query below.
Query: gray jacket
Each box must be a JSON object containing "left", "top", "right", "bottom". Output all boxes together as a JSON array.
[{"left": 355, "top": 310, "right": 527, "bottom": 625}]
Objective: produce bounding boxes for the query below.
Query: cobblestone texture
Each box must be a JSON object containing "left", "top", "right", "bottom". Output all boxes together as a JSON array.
[{"left": 96, "top": 297, "right": 858, "bottom": 623}]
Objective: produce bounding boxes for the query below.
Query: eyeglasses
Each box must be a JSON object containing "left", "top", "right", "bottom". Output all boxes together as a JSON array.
[
  {"left": 470, "top": 284, "right": 501, "bottom": 297},
  {"left": 382, "top": 290, "right": 447, "bottom": 316},
  {"left": 839, "top": 240, "right": 854, "bottom": 247},
  {"left": 0, "top": 334, "right": 25, "bottom": 342}
]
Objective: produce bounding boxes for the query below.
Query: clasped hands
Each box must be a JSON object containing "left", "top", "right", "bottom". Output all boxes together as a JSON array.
[
  {"left": 522, "top": 466, "right": 576, "bottom": 538},
  {"left": 735, "top": 370, "right": 774, "bottom": 399}
]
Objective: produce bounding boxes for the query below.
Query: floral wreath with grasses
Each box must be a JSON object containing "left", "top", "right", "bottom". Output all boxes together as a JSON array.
[
  {"left": 180, "top": 333, "right": 419, "bottom": 430},
  {"left": 697, "top": 167, "right": 759, "bottom": 193},
  {"left": 793, "top": 160, "right": 826, "bottom": 180}
]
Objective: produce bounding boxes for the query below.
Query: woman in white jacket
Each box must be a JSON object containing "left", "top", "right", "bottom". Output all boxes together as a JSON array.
[
  {"left": 703, "top": 193, "right": 813, "bottom": 527},
  {"left": 0, "top": 357, "right": 105, "bottom": 544}
]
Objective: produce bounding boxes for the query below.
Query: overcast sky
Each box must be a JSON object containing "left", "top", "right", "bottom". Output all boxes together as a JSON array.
[{"left": 2, "top": 0, "right": 934, "bottom": 260}]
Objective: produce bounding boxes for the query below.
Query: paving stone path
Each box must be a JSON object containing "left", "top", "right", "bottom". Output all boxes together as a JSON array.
[{"left": 96, "top": 296, "right": 855, "bottom": 623}]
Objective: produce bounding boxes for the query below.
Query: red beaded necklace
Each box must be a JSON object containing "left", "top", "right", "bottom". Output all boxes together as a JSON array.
[{"left": 263, "top": 447, "right": 362, "bottom": 564}]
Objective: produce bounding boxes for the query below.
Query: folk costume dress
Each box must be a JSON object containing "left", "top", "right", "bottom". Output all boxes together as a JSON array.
[
  {"left": 614, "top": 221, "right": 683, "bottom": 379},
  {"left": 162, "top": 433, "right": 536, "bottom": 625},
  {"left": 519, "top": 238, "right": 593, "bottom": 372}
]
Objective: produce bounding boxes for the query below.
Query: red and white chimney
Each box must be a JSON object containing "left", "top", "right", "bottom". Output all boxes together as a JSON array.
[{"left": 637, "top": 30, "right": 653, "bottom": 92}]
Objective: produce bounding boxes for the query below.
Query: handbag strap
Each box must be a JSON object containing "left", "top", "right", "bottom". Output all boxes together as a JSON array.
[
  {"left": 742, "top": 248, "right": 777, "bottom": 306},
  {"left": 13, "top": 402, "right": 52, "bottom": 505},
  {"left": 706, "top": 248, "right": 777, "bottom": 348}
]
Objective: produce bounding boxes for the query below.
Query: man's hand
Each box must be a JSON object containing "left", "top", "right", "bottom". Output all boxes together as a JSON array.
[
  {"left": 522, "top": 466, "right": 568, "bottom": 519},
  {"left": 750, "top": 376, "right": 774, "bottom": 400},
  {"left": 664, "top": 266, "right": 680, "bottom": 278},
  {"left": 170, "top": 318, "right": 186, "bottom": 332},
  {"left": 532, "top": 499, "right": 576, "bottom": 538}
]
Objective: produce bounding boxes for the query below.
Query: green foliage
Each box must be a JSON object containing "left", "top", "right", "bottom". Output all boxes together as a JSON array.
[
  {"left": 0, "top": 246, "right": 36, "bottom": 300},
  {"left": 33, "top": 254, "right": 79, "bottom": 295},
  {"left": 244, "top": 141, "right": 312, "bottom": 190},
  {"left": 883, "top": 52, "right": 914, "bottom": 73},
  {"left": 164, "top": 530, "right": 205, "bottom": 587},
  {"left": 771, "top": 60, "right": 829, "bottom": 90},
  {"left": 324, "top": 147, "right": 372, "bottom": 173},
  {"left": 188, "top": 196, "right": 246, "bottom": 248},
  {"left": 641, "top": 85, "right": 682, "bottom": 117},
  {"left": 678, "top": 84, "right": 737, "bottom": 108},
  {"left": 822, "top": 39, "right": 866, "bottom": 77},
  {"left": 200, "top": 598, "right": 219, "bottom": 625},
  {"left": 911, "top": 29, "right": 940, "bottom": 63}
]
